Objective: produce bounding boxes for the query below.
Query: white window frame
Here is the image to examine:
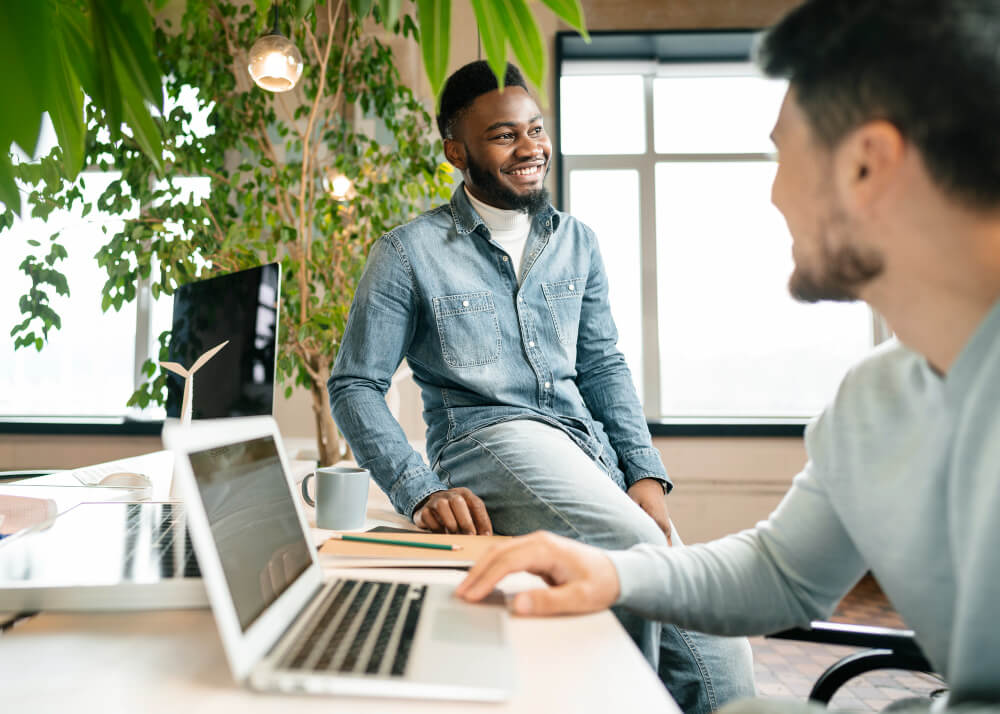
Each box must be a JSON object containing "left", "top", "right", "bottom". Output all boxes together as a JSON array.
[{"left": 556, "top": 31, "right": 889, "bottom": 431}]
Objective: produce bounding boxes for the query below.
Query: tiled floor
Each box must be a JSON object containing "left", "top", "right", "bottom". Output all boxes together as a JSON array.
[{"left": 748, "top": 574, "right": 946, "bottom": 711}]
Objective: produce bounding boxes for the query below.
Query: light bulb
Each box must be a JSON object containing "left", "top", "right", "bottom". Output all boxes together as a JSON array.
[
  {"left": 248, "top": 33, "right": 303, "bottom": 92},
  {"left": 330, "top": 175, "right": 353, "bottom": 200}
]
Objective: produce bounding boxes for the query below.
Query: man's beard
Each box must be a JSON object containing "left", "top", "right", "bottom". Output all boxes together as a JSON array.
[
  {"left": 466, "top": 152, "right": 551, "bottom": 216},
  {"left": 788, "top": 203, "right": 885, "bottom": 303}
]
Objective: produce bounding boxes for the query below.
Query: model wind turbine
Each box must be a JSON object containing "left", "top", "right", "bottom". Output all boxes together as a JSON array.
[
  {"left": 160, "top": 340, "right": 229, "bottom": 498},
  {"left": 160, "top": 340, "right": 229, "bottom": 425}
]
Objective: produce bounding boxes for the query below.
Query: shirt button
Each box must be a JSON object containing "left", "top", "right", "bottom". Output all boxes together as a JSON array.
[
  {"left": 462, "top": 300, "right": 469, "bottom": 307},
  {"left": 502, "top": 256, "right": 509, "bottom": 262},
  {"left": 544, "top": 381, "right": 551, "bottom": 389},
  {"left": 568, "top": 284, "right": 575, "bottom": 291},
  {"left": 528, "top": 341, "right": 535, "bottom": 347}
]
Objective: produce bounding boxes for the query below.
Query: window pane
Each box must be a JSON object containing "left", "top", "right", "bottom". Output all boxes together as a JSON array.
[
  {"left": 655, "top": 162, "right": 874, "bottom": 418},
  {"left": 560, "top": 75, "right": 646, "bottom": 155},
  {"left": 0, "top": 173, "right": 140, "bottom": 417},
  {"left": 568, "top": 169, "right": 643, "bottom": 400},
  {"left": 653, "top": 73, "right": 786, "bottom": 154}
]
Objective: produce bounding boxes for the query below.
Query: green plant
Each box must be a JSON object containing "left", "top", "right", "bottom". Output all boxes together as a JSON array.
[{"left": 2, "top": 0, "right": 454, "bottom": 464}]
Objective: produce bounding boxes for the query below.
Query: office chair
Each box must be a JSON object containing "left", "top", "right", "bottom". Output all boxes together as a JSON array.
[{"left": 767, "top": 621, "right": 937, "bottom": 705}]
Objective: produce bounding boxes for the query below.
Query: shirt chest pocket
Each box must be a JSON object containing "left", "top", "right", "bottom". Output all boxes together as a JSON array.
[
  {"left": 541, "top": 277, "right": 586, "bottom": 346},
  {"left": 432, "top": 291, "right": 502, "bottom": 368}
]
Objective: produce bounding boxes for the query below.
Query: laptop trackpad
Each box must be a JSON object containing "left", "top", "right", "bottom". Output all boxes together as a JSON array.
[{"left": 432, "top": 608, "right": 503, "bottom": 646}]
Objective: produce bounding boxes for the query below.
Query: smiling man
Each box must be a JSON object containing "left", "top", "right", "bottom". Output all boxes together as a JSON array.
[
  {"left": 329, "top": 61, "right": 754, "bottom": 712},
  {"left": 456, "top": 1, "right": 1000, "bottom": 711}
]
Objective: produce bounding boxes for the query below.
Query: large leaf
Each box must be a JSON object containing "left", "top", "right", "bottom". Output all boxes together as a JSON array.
[
  {"left": 60, "top": 7, "right": 99, "bottom": 99},
  {"left": 103, "top": 0, "right": 164, "bottom": 108},
  {"left": 115, "top": 57, "right": 164, "bottom": 175},
  {"left": 498, "top": 0, "right": 547, "bottom": 102},
  {"left": 377, "top": 0, "right": 402, "bottom": 29},
  {"left": 350, "top": 0, "right": 375, "bottom": 19},
  {"left": 254, "top": 0, "right": 273, "bottom": 33},
  {"left": 0, "top": 147, "right": 19, "bottom": 215},
  {"left": 49, "top": 7, "right": 87, "bottom": 179},
  {"left": 295, "top": 0, "right": 316, "bottom": 19},
  {"left": 0, "top": 2, "right": 52, "bottom": 155},
  {"left": 468, "top": 0, "right": 507, "bottom": 91},
  {"left": 87, "top": 0, "right": 124, "bottom": 135},
  {"left": 538, "top": 0, "right": 588, "bottom": 40},
  {"left": 416, "top": 0, "right": 451, "bottom": 100}
]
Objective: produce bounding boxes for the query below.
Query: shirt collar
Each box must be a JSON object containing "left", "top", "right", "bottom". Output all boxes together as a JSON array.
[{"left": 449, "top": 182, "right": 559, "bottom": 237}]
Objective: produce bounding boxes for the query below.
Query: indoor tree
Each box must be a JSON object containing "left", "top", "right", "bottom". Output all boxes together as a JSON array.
[{"left": 2, "top": 0, "right": 452, "bottom": 464}]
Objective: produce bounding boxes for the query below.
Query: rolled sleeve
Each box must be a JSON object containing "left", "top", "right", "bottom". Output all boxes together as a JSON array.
[
  {"left": 388, "top": 466, "right": 447, "bottom": 520},
  {"left": 621, "top": 446, "right": 672, "bottom": 492}
]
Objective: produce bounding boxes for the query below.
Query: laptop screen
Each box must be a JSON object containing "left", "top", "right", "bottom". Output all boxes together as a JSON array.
[{"left": 188, "top": 435, "right": 311, "bottom": 631}]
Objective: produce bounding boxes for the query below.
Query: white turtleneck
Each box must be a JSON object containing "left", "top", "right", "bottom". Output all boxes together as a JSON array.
[{"left": 465, "top": 187, "right": 531, "bottom": 279}]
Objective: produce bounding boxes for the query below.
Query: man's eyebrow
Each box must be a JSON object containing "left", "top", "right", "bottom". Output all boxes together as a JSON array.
[{"left": 483, "top": 114, "right": 543, "bottom": 134}]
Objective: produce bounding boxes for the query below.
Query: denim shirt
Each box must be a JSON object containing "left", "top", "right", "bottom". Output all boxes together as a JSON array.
[{"left": 328, "top": 185, "right": 670, "bottom": 518}]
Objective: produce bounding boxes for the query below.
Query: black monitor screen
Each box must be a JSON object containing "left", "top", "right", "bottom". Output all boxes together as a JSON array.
[{"left": 166, "top": 263, "right": 280, "bottom": 419}]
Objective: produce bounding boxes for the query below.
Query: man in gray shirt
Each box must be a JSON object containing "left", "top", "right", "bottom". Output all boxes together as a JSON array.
[{"left": 457, "top": 0, "right": 1000, "bottom": 708}]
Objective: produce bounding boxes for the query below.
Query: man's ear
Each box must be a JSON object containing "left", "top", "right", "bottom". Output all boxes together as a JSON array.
[
  {"left": 443, "top": 139, "right": 467, "bottom": 171},
  {"left": 835, "top": 120, "right": 905, "bottom": 211}
]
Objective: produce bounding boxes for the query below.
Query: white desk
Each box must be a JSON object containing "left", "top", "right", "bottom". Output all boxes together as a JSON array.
[
  {"left": 0, "top": 452, "right": 679, "bottom": 713},
  {"left": 0, "top": 568, "right": 676, "bottom": 713}
]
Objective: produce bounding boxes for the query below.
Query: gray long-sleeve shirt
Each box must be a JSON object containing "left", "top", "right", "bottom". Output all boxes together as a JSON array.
[{"left": 609, "top": 300, "right": 1000, "bottom": 706}]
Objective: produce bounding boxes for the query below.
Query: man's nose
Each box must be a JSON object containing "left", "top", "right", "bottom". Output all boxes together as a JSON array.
[{"left": 514, "top": 133, "right": 544, "bottom": 156}]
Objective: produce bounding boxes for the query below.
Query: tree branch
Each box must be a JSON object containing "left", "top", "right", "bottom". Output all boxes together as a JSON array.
[{"left": 297, "top": 0, "right": 345, "bottom": 325}]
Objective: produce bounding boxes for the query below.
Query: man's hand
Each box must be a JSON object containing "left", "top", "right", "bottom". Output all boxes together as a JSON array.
[
  {"left": 413, "top": 487, "right": 493, "bottom": 535},
  {"left": 456, "top": 531, "right": 620, "bottom": 616},
  {"left": 627, "top": 478, "right": 673, "bottom": 545}
]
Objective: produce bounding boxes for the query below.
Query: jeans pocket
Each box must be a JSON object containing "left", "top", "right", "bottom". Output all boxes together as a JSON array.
[
  {"left": 432, "top": 291, "right": 502, "bottom": 367},
  {"left": 541, "top": 277, "right": 585, "bottom": 346}
]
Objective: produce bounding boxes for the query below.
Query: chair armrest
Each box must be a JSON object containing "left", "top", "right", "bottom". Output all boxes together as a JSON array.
[{"left": 767, "top": 621, "right": 934, "bottom": 704}]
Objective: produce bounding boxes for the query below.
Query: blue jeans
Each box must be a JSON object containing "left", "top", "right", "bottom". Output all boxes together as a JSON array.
[{"left": 435, "top": 419, "right": 756, "bottom": 714}]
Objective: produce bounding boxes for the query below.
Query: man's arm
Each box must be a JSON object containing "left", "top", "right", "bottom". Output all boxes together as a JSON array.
[
  {"left": 329, "top": 236, "right": 439, "bottom": 516},
  {"left": 459, "top": 462, "right": 866, "bottom": 638},
  {"left": 947, "top": 427, "right": 1000, "bottom": 703},
  {"left": 329, "top": 235, "right": 492, "bottom": 534}
]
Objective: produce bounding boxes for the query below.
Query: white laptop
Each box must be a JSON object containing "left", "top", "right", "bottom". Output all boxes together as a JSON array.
[{"left": 163, "top": 416, "right": 516, "bottom": 702}]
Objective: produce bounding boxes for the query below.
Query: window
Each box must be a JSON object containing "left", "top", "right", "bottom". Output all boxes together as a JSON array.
[
  {"left": 0, "top": 87, "right": 212, "bottom": 427},
  {"left": 557, "top": 31, "right": 881, "bottom": 429}
]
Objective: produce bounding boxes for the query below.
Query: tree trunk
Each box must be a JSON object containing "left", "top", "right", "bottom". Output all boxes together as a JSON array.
[{"left": 311, "top": 379, "right": 342, "bottom": 466}]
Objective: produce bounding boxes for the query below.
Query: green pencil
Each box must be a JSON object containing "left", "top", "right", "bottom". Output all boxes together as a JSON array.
[{"left": 330, "top": 533, "right": 463, "bottom": 551}]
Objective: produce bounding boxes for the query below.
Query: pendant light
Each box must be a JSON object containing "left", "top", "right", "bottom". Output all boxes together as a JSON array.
[{"left": 248, "top": 3, "right": 304, "bottom": 93}]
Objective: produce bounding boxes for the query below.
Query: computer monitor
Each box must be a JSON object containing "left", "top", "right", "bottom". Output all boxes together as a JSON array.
[{"left": 165, "top": 263, "right": 280, "bottom": 419}]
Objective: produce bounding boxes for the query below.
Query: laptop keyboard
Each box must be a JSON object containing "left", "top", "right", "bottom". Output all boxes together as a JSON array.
[
  {"left": 279, "top": 579, "right": 427, "bottom": 678},
  {"left": 122, "top": 503, "right": 200, "bottom": 578}
]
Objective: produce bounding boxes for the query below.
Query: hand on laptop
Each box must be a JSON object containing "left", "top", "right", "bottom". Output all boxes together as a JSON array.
[
  {"left": 414, "top": 487, "right": 493, "bottom": 535},
  {"left": 456, "top": 531, "right": 621, "bottom": 616}
]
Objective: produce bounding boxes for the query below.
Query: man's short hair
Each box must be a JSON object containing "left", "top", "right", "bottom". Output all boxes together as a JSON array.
[
  {"left": 436, "top": 61, "right": 529, "bottom": 140},
  {"left": 756, "top": 0, "right": 1000, "bottom": 210}
]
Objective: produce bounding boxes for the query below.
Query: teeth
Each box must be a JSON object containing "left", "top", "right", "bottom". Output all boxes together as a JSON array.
[{"left": 509, "top": 165, "right": 540, "bottom": 176}]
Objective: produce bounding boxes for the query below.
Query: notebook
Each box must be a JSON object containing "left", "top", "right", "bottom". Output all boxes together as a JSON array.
[
  {"left": 163, "top": 416, "right": 515, "bottom": 702},
  {"left": 320, "top": 531, "right": 511, "bottom": 568}
]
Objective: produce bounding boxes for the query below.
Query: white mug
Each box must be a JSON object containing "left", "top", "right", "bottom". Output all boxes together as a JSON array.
[{"left": 301, "top": 465, "right": 370, "bottom": 530}]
